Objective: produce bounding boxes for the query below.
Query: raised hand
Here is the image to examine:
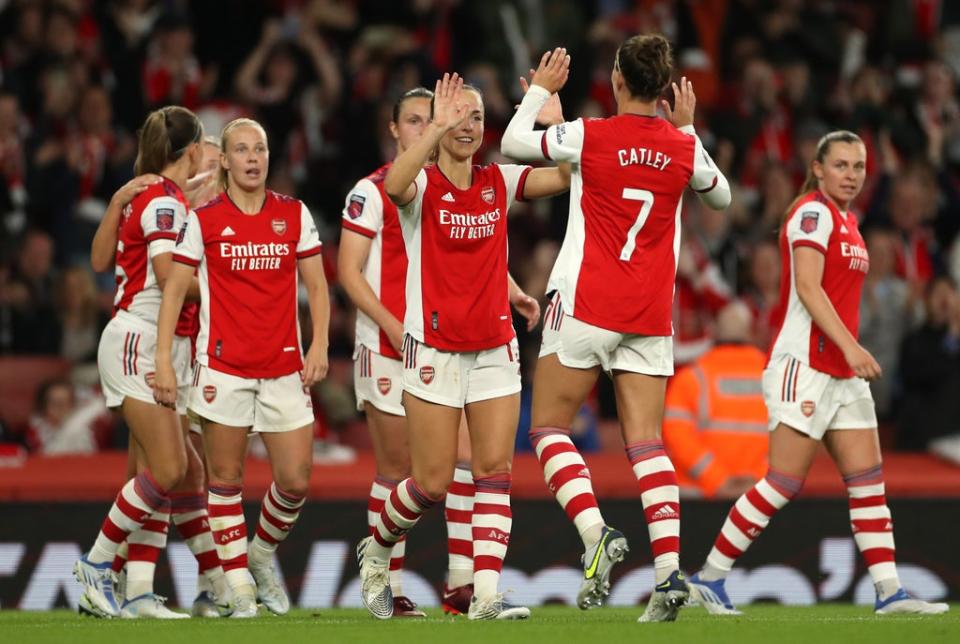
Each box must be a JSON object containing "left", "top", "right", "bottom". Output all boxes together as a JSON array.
[
  {"left": 520, "top": 70, "right": 564, "bottom": 126},
  {"left": 531, "top": 47, "right": 570, "bottom": 95},
  {"left": 431, "top": 72, "right": 470, "bottom": 132},
  {"left": 662, "top": 76, "right": 696, "bottom": 129}
]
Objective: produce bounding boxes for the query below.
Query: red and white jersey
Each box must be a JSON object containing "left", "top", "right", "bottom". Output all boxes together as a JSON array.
[
  {"left": 341, "top": 163, "right": 407, "bottom": 360},
  {"left": 769, "top": 191, "right": 869, "bottom": 378},
  {"left": 400, "top": 163, "right": 531, "bottom": 351},
  {"left": 113, "top": 177, "right": 188, "bottom": 325},
  {"left": 175, "top": 302, "right": 200, "bottom": 340},
  {"left": 538, "top": 116, "right": 725, "bottom": 335},
  {"left": 173, "top": 190, "right": 323, "bottom": 379}
]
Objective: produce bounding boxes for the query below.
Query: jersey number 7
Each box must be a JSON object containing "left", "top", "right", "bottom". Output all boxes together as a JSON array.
[{"left": 619, "top": 188, "right": 655, "bottom": 262}]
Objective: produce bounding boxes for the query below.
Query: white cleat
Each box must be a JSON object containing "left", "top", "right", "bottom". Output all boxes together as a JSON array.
[
  {"left": 467, "top": 594, "right": 531, "bottom": 620},
  {"left": 120, "top": 593, "right": 190, "bottom": 619},
  {"left": 357, "top": 536, "right": 393, "bottom": 619},
  {"left": 191, "top": 591, "right": 226, "bottom": 618},
  {"left": 249, "top": 557, "right": 290, "bottom": 615},
  {"left": 578, "top": 526, "right": 629, "bottom": 609},
  {"left": 73, "top": 556, "right": 120, "bottom": 618},
  {"left": 638, "top": 571, "right": 689, "bottom": 622},
  {"left": 229, "top": 592, "right": 259, "bottom": 618},
  {"left": 688, "top": 572, "right": 742, "bottom": 616},
  {"left": 875, "top": 588, "right": 950, "bottom": 615}
]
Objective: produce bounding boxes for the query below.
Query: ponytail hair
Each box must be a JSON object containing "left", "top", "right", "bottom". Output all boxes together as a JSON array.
[
  {"left": 615, "top": 33, "right": 673, "bottom": 101},
  {"left": 783, "top": 129, "right": 863, "bottom": 225},
  {"left": 133, "top": 106, "right": 202, "bottom": 175},
  {"left": 218, "top": 118, "right": 268, "bottom": 192}
]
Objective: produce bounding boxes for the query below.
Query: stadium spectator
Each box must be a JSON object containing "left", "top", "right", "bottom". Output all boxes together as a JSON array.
[
  {"left": 0, "top": 229, "right": 59, "bottom": 354},
  {"left": 25, "top": 378, "right": 108, "bottom": 455},
  {"left": 663, "top": 301, "right": 768, "bottom": 499},
  {"left": 742, "top": 239, "right": 781, "bottom": 350},
  {"left": 54, "top": 265, "right": 108, "bottom": 366}
]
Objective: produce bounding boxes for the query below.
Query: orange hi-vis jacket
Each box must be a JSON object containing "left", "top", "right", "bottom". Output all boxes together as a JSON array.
[{"left": 662, "top": 344, "right": 769, "bottom": 497}]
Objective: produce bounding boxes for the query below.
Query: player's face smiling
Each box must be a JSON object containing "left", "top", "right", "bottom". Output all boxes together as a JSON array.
[
  {"left": 814, "top": 141, "right": 866, "bottom": 209},
  {"left": 392, "top": 97, "right": 432, "bottom": 153},
  {"left": 223, "top": 126, "right": 269, "bottom": 192},
  {"left": 442, "top": 90, "right": 483, "bottom": 161}
]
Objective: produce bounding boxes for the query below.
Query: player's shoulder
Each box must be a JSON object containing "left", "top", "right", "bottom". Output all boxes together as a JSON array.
[
  {"left": 131, "top": 179, "right": 184, "bottom": 212},
  {"left": 265, "top": 190, "right": 305, "bottom": 214},
  {"left": 194, "top": 192, "right": 227, "bottom": 217},
  {"left": 787, "top": 192, "right": 833, "bottom": 222},
  {"left": 364, "top": 163, "right": 392, "bottom": 186}
]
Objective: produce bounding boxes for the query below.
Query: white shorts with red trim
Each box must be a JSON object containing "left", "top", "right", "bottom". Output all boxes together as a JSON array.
[
  {"left": 402, "top": 335, "right": 521, "bottom": 408},
  {"left": 188, "top": 363, "right": 315, "bottom": 433},
  {"left": 354, "top": 343, "right": 404, "bottom": 416},
  {"left": 762, "top": 354, "right": 877, "bottom": 440},
  {"left": 98, "top": 311, "right": 192, "bottom": 415},
  {"left": 538, "top": 293, "right": 674, "bottom": 376}
]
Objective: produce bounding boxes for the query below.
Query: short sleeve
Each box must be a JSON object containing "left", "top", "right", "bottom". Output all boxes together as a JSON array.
[
  {"left": 398, "top": 168, "right": 427, "bottom": 220},
  {"left": 142, "top": 196, "right": 186, "bottom": 259},
  {"left": 786, "top": 201, "right": 834, "bottom": 253},
  {"left": 297, "top": 202, "right": 323, "bottom": 258},
  {"left": 341, "top": 178, "right": 383, "bottom": 239},
  {"left": 173, "top": 211, "right": 203, "bottom": 267},
  {"left": 541, "top": 118, "right": 585, "bottom": 164},
  {"left": 498, "top": 164, "right": 533, "bottom": 211}
]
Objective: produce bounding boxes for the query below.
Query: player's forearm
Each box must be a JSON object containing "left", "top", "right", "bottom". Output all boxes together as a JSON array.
[
  {"left": 385, "top": 124, "right": 444, "bottom": 203},
  {"left": 307, "top": 282, "right": 330, "bottom": 351},
  {"left": 796, "top": 282, "right": 859, "bottom": 354},
  {"left": 682, "top": 127, "right": 731, "bottom": 210},
  {"left": 502, "top": 85, "right": 552, "bottom": 160},
  {"left": 156, "top": 270, "right": 191, "bottom": 363},
  {"left": 522, "top": 166, "right": 570, "bottom": 200},
  {"left": 91, "top": 199, "right": 123, "bottom": 272},
  {"left": 340, "top": 266, "right": 401, "bottom": 337}
]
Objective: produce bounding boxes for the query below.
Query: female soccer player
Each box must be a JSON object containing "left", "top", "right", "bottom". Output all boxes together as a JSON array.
[
  {"left": 74, "top": 106, "right": 207, "bottom": 619},
  {"left": 340, "top": 87, "right": 540, "bottom": 617},
  {"left": 686, "top": 131, "right": 949, "bottom": 616},
  {"left": 501, "top": 39, "right": 731, "bottom": 622},
  {"left": 357, "top": 73, "right": 568, "bottom": 621},
  {"left": 153, "top": 117, "right": 330, "bottom": 618}
]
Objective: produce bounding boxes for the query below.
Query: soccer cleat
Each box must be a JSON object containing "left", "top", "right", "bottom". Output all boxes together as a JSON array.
[
  {"left": 638, "top": 570, "right": 689, "bottom": 622},
  {"left": 249, "top": 556, "right": 290, "bottom": 615},
  {"left": 357, "top": 536, "right": 393, "bottom": 619},
  {"left": 688, "top": 572, "right": 742, "bottom": 615},
  {"left": 393, "top": 595, "right": 427, "bottom": 617},
  {"left": 442, "top": 583, "right": 474, "bottom": 615},
  {"left": 229, "top": 591, "right": 259, "bottom": 618},
  {"left": 78, "top": 593, "right": 109, "bottom": 618},
  {"left": 120, "top": 593, "right": 190, "bottom": 619},
  {"left": 191, "top": 591, "right": 224, "bottom": 618},
  {"left": 577, "top": 526, "right": 629, "bottom": 609},
  {"left": 73, "top": 556, "right": 120, "bottom": 618},
  {"left": 875, "top": 588, "right": 950, "bottom": 615},
  {"left": 467, "top": 594, "right": 531, "bottom": 620}
]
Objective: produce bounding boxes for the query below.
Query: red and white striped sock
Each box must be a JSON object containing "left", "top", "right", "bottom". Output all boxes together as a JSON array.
[
  {"left": 472, "top": 473, "right": 512, "bottom": 601},
  {"left": 250, "top": 483, "right": 305, "bottom": 565},
  {"left": 445, "top": 464, "right": 475, "bottom": 589},
  {"left": 89, "top": 471, "right": 169, "bottom": 564},
  {"left": 626, "top": 440, "right": 681, "bottom": 583},
  {"left": 703, "top": 469, "right": 803, "bottom": 579},
  {"left": 367, "top": 476, "right": 407, "bottom": 595},
  {"left": 367, "top": 478, "right": 437, "bottom": 561},
  {"left": 845, "top": 465, "right": 900, "bottom": 598},
  {"left": 531, "top": 427, "right": 604, "bottom": 547},
  {"left": 125, "top": 502, "right": 170, "bottom": 599},
  {"left": 171, "top": 493, "right": 227, "bottom": 595},
  {"left": 111, "top": 541, "right": 128, "bottom": 574},
  {"left": 208, "top": 484, "right": 251, "bottom": 590}
]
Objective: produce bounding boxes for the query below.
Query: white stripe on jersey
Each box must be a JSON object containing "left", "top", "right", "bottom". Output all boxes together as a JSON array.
[{"left": 546, "top": 169, "right": 586, "bottom": 316}]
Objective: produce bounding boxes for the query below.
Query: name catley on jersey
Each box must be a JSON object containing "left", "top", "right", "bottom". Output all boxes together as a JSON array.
[
  {"left": 539, "top": 115, "right": 724, "bottom": 335},
  {"left": 769, "top": 191, "right": 869, "bottom": 378},
  {"left": 401, "top": 164, "right": 531, "bottom": 351},
  {"left": 114, "top": 178, "right": 188, "bottom": 324},
  {"left": 173, "top": 191, "right": 322, "bottom": 379},
  {"left": 341, "top": 163, "right": 406, "bottom": 360}
]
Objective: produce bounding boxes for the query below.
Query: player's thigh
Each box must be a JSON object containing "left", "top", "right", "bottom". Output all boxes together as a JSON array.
[
  {"left": 531, "top": 353, "right": 600, "bottom": 429},
  {"left": 403, "top": 391, "right": 460, "bottom": 498},
  {"left": 767, "top": 423, "right": 820, "bottom": 479},
  {"left": 203, "top": 422, "right": 250, "bottom": 487},
  {"left": 366, "top": 403, "right": 411, "bottom": 480},
  {"left": 173, "top": 417, "right": 205, "bottom": 492},
  {"left": 823, "top": 428, "right": 882, "bottom": 477},
  {"left": 611, "top": 370, "right": 667, "bottom": 443},
  {"left": 456, "top": 411, "right": 471, "bottom": 464},
  {"left": 187, "top": 426, "right": 207, "bottom": 479},
  {"left": 464, "top": 392, "right": 521, "bottom": 478},
  {"left": 122, "top": 396, "right": 186, "bottom": 490},
  {"left": 260, "top": 424, "right": 314, "bottom": 495}
]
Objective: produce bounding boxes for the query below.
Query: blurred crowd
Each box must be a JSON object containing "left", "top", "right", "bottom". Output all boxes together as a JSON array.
[{"left": 2, "top": 0, "right": 960, "bottom": 466}]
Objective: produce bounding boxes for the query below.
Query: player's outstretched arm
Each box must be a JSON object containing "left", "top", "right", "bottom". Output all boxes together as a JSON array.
[
  {"left": 385, "top": 72, "right": 469, "bottom": 206},
  {"left": 153, "top": 261, "right": 194, "bottom": 408},
  {"left": 90, "top": 174, "right": 161, "bottom": 272},
  {"left": 502, "top": 48, "right": 573, "bottom": 161},
  {"left": 521, "top": 165, "right": 571, "bottom": 200},
  {"left": 670, "top": 78, "right": 731, "bottom": 210},
  {"left": 299, "top": 253, "right": 330, "bottom": 386}
]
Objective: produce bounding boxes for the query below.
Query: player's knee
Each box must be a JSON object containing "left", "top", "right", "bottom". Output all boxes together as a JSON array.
[
  {"left": 153, "top": 458, "right": 187, "bottom": 492},
  {"left": 275, "top": 463, "right": 312, "bottom": 498},
  {"left": 415, "top": 474, "right": 452, "bottom": 502},
  {"left": 208, "top": 460, "right": 244, "bottom": 488},
  {"left": 472, "top": 461, "right": 512, "bottom": 481}
]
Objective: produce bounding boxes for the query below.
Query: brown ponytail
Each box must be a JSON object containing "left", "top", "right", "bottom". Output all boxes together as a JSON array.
[
  {"left": 783, "top": 129, "right": 863, "bottom": 225},
  {"left": 134, "top": 106, "right": 202, "bottom": 175},
  {"left": 218, "top": 117, "right": 268, "bottom": 192},
  {"left": 615, "top": 34, "right": 673, "bottom": 101}
]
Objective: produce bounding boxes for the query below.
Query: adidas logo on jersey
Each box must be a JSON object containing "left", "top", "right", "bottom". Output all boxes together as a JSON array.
[
  {"left": 651, "top": 504, "right": 679, "bottom": 520},
  {"left": 441, "top": 192, "right": 455, "bottom": 202},
  {"left": 221, "top": 226, "right": 236, "bottom": 236}
]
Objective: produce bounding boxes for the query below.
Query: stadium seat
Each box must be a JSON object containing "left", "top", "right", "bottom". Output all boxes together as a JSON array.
[{"left": 0, "top": 356, "right": 73, "bottom": 433}]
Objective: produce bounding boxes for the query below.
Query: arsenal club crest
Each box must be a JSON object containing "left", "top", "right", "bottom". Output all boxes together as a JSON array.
[
  {"left": 801, "top": 400, "right": 816, "bottom": 417},
  {"left": 419, "top": 366, "right": 435, "bottom": 385},
  {"left": 377, "top": 377, "right": 392, "bottom": 395},
  {"left": 481, "top": 186, "right": 495, "bottom": 205},
  {"left": 203, "top": 385, "right": 217, "bottom": 403},
  {"left": 800, "top": 210, "right": 819, "bottom": 234},
  {"left": 271, "top": 218, "right": 287, "bottom": 236}
]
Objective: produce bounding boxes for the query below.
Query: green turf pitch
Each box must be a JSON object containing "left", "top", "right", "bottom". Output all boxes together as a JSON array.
[{"left": 2, "top": 606, "right": 958, "bottom": 644}]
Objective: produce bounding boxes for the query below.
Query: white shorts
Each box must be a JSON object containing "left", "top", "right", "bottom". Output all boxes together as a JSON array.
[
  {"left": 188, "top": 363, "right": 315, "bottom": 433},
  {"left": 354, "top": 344, "right": 404, "bottom": 416},
  {"left": 539, "top": 294, "right": 674, "bottom": 376},
  {"left": 762, "top": 354, "right": 877, "bottom": 440},
  {"left": 402, "top": 335, "right": 521, "bottom": 408},
  {"left": 98, "top": 312, "right": 193, "bottom": 416}
]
